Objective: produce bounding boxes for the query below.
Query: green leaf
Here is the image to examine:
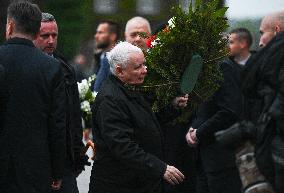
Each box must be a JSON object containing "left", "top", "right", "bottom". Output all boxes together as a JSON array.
[
  {"left": 180, "top": 54, "right": 203, "bottom": 94},
  {"left": 85, "top": 90, "right": 93, "bottom": 101},
  {"left": 213, "top": 7, "right": 228, "bottom": 18},
  {"left": 195, "top": 0, "right": 202, "bottom": 11}
]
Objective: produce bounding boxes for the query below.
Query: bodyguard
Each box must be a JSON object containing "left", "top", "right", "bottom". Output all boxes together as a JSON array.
[{"left": 0, "top": 2, "right": 66, "bottom": 192}]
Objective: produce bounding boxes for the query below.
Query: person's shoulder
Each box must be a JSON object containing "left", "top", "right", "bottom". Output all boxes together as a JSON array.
[
  {"left": 219, "top": 57, "right": 236, "bottom": 72},
  {"left": 40, "top": 52, "right": 61, "bottom": 68},
  {"left": 96, "top": 78, "right": 132, "bottom": 109},
  {"left": 53, "top": 50, "right": 76, "bottom": 72},
  {"left": 98, "top": 78, "right": 122, "bottom": 98},
  {"left": 34, "top": 51, "right": 62, "bottom": 76}
]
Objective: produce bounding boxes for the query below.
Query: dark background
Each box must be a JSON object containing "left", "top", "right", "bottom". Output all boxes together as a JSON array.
[{"left": 0, "top": 0, "right": 262, "bottom": 61}]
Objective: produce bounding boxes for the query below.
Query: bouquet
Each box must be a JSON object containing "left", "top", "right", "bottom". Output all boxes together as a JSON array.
[
  {"left": 135, "top": 0, "right": 229, "bottom": 119},
  {"left": 77, "top": 75, "right": 97, "bottom": 127}
]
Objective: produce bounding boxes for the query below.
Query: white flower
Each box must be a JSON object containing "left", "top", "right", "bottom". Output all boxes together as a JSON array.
[
  {"left": 87, "top": 74, "right": 96, "bottom": 86},
  {"left": 92, "top": 91, "right": 98, "bottom": 99},
  {"left": 168, "top": 17, "right": 176, "bottom": 28},
  {"left": 81, "top": 101, "right": 91, "bottom": 113},
  {"left": 151, "top": 38, "right": 160, "bottom": 47},
  {"left": 77, "top": 79, "right": 89, "bottom": 99}
]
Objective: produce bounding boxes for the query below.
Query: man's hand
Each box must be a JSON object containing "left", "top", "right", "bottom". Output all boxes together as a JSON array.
[
  {"left": 172, "top": 94, "right": 189, "bottom": 109},
  {"left": 163, "top": 165, "right": 185, "bottom": 185},
  {"left": 186, "top": 127, "right": 198, "bottom": 147},
  {"left": 51, "top": 179, "right": 62, "bottom": 191}
]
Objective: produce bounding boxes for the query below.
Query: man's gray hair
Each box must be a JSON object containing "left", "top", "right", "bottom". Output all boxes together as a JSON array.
[
  {"left": 107, "top": 41, "right": 143, "bottom": 75},
  {"left": 125, "top": 16, "right": 151, "bottom": 34},
  {"left": 41, "top": 12, "right": 56, "bottom": 22}
]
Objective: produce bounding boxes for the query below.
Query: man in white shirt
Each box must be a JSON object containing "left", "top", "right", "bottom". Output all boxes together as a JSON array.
[{"left": 228, "top": 28, "right": 253, "bottom": 66}]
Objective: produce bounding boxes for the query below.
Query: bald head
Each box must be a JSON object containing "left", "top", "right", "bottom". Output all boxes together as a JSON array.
[
  {"left": 125, "top": 16, "right": 151, "bottom": 50},
  {"left": 259, "top": 11, "right": 284, "bottom": 47}
]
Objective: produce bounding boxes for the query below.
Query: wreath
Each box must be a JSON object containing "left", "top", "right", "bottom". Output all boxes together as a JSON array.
[{"left": 130, "top": 0, "right": 229, "bottom": 121}]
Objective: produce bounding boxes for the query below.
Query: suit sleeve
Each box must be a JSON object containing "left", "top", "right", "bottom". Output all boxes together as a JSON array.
[
  {"left": 48, "top": 63, "right": 66, "bottom": 180},
  {"left": 195, "top": 62, "right": 242, "bottom": 142},
  {"left": 96, "top": 98, "right": 167, "bottom": 178}
]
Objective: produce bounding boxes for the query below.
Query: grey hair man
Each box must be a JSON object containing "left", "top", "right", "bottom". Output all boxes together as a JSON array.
[
  {"left": 0, "top": 2, "right": 66, "bottom": 193},
  {"left": 125, "top": 16, "right": 151, "bottom": 50},
  {"left": 89, "top": 42, "right": 187, "bottom": 193},
  {"left": 259, "top": 10, "right": 284, "bottom": 47}
]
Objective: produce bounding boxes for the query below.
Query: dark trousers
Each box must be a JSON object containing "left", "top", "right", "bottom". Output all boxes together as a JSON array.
[
  {"left": 274, "top": 162, "right": 284, "bottom": 193},
  {"left": 163, "top": 122, "right": 197, "bottom": 193},
  {"left": 196, "top": 165, "right": 242, "bottom": 193},
  {"left": 52, "top": 165, "right": 79, "bottom": 193}
]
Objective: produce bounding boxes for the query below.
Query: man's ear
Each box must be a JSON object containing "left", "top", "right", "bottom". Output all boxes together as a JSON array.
[
  {"left": 275, "top": 25, "right": 281, "bottom": 34},
  {"left": 110, "top": 33, "right": 117, "bottom": 43},
  {"left": 239, "top": 39, "right": 247, "bottom": 49},
  {"left": 6, "top": 19, "right": 14, "bottom": 39},
  {"left": 115, "top": 65, "right": 124, "bottom": 78}
]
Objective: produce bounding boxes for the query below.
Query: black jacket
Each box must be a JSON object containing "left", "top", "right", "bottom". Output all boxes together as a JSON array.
[
  {"left": 242, "top": 32, "right": 284, "bottom": 183},
  {"left": 243, "top": 32, "right": 284, "bottom": 130},
  {"left": 0, "top": 38, "right": 66, "bottom": 193},
  {"left": 54, "top": 51, "right": 85, "bottom": 171},
  {"left": 191, "top": 58, "right": 242, "bottom": 172},
  {"left": 90, "top": 75, "right": 166, "bottom": 193}
]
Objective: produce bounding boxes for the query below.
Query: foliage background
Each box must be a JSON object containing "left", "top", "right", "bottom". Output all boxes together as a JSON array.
[{"left": 0, "top": 0, "right": 178, "bottom": 60}]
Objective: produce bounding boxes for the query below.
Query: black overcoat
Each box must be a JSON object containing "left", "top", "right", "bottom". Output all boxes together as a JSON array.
[
  {"left": 54, "top": 51, "right": 85, "bottom": 171},
  {"left": 89, "top": 75, "right": 167, "bottom": 193},
  {"left": 0, "top": 38, "right": 66, "bottom": 193}
]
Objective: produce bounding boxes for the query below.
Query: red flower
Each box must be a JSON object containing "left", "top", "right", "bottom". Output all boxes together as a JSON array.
[{"left": 146, "top": 35, "right": 157, "bottom": 48}]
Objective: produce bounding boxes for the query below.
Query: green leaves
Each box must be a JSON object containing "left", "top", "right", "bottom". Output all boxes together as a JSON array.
[
  {"left": 140, "top": 0, "right": 228, "bottom": 114},
  {"left": 181, "top": 55, "right": 203, "bottom": 94},
  {"left": 213, "top": 7, "right": 229, "bottom": 19}
]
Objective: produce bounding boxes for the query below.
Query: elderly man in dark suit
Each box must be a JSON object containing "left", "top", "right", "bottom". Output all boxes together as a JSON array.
[
  {"left": 0, "top": 1, "right": 66, "bottom": 193},
  {"left": 89, "top": 41, "right": 188, "bottom": 193}
]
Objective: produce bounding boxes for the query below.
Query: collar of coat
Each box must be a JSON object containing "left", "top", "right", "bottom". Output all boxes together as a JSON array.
[
  {"left": 4, "top": 37, "right": 35, "bottom": 47},
  {"left": 109, "top": 75, "right": 144, "bottom": 99},
  {"left": 242, "top": 31, "right": 284, "bottom": 96}
]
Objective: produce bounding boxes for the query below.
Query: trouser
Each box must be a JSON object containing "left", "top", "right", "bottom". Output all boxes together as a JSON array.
[
  {"left": 196, "top": 166, "right": 242, "bottom": 193},
  {"left": 163, "top": 122, "right": 197, "bottom": 193},
  {"left": 52, "top": 165, "right": 79, "bottom": 193},
  {"left": 270, "top": 134, "right": 284, "bottom": 193},
  {"left": 273, "top": 162, "right": 284, "bottom": 193}
]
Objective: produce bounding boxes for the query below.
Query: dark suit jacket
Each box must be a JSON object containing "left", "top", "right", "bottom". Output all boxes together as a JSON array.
[
  {"left": 0, "top": 38, "right": 66, "bottom": 193},
  {"left": 192, "top": 58, "right": 242, "bottom": 172},
  {"left": 54, "top": 51, "right": 85, "bottom": 171},
  {"left": 93, "top": 52, "right": 110, "bottom": 92},
  {"left": 89, "top": 75, "right": 166, "bottom": 193}
]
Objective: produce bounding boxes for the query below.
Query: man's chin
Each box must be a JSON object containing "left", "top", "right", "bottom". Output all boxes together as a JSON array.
[{"left": 44, "top": 48, "right": 55, "bottom": 55}]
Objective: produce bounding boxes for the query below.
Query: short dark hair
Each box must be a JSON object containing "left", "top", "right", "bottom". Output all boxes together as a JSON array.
[
  {"left": 230, "top": 28, "right": 253, "bottom": 48},
  {"left": 7, "top": 1, "right": 42, "bottom": 38},
  {"left": 99, "top": 20, "right": 120, "bottom": 41}
]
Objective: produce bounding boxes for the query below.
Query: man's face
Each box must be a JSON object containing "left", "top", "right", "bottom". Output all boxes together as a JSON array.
[
  {"left": 228, "top": 33, "right": 243, "bottom": 57},
  {"left": 95, "top": 23, "right": 111, "bottom": 49},
  {"left": 125, "top": 25, "right": 150, "bottom": 50},
  {"left": 259, "top": 21, "right": 275, "bottom": 48},
  {"left": 34, "top": 21, "right": 58, "bottom": 55},
  {"left": 119, "top": 52, "right": 147, "bottom": 85}
]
